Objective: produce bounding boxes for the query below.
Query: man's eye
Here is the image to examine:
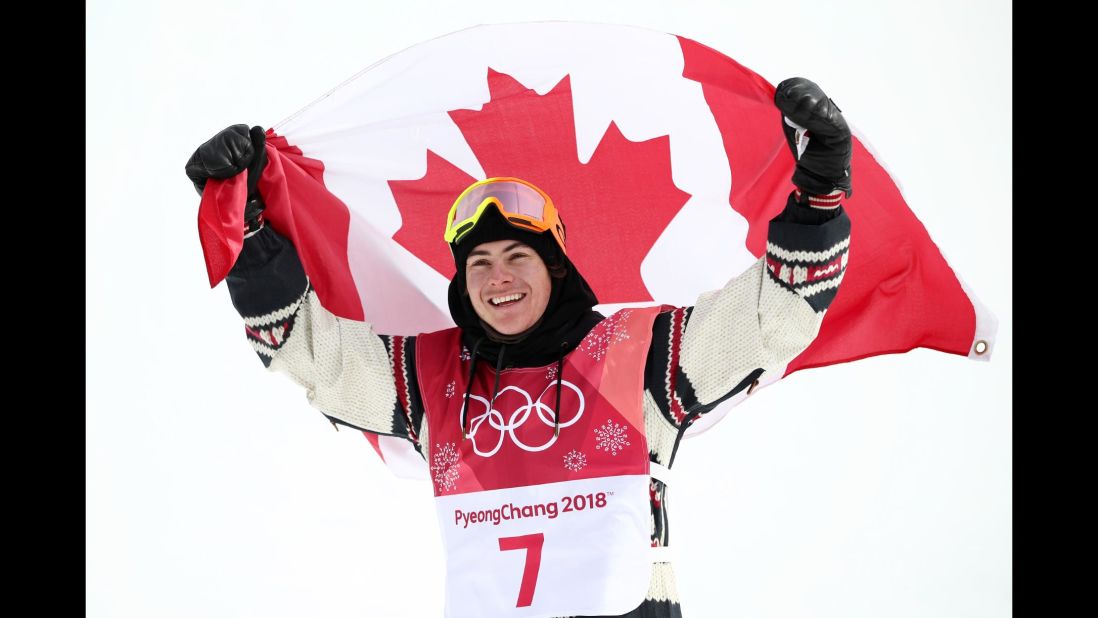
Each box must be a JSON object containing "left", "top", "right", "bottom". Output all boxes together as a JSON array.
[
  {"left": 470, "top": 259, "right": 490, "bottom": 268},
  {"left": 509, "top": 253, "right": 529, "bottom": 261}
]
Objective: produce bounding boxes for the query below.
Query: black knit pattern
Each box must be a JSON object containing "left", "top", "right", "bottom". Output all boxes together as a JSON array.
[
  {"left": 380, "top": 334, "right": 427, "bottom": 456},
  {"left": 226, "top": 226, "right": 309, "bottom": 367},
  {"left": 766, "top": 194, "right": 852, "bottom": 313}
]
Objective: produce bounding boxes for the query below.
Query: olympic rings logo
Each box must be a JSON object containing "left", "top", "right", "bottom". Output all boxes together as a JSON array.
[{"left": 464, "top": 381, "right": 585, "bottom": 457}]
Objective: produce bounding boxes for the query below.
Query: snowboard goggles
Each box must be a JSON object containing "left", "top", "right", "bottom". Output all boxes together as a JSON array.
[{"left": 444, "top": 177, "right": 566, "bottom": 253}]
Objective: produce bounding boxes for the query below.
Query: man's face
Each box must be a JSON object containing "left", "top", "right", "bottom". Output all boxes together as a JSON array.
[{"left": 465, "top": 240, "right": 552, "bottom": 335}]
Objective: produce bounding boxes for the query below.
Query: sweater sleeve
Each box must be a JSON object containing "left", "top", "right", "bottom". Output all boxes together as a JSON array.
[
  {"left": 224, "top": 225, "right": 426, "bottom": 448},
  {"left": 644, "top": 191, "right": 852, "bottom": 427}
]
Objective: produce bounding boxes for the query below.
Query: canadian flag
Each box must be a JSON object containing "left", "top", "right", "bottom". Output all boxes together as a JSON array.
[{"left": 198, "top": 22, "right": 997, "bottom": 479}]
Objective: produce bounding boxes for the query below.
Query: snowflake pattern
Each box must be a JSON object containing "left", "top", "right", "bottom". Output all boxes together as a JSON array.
[
  {"left": 431, "top": 442, "right": 461, "bottom": 492},
  {"left": 546, "top": 365, "right": 558, "bottom": 381},
  {"left": 563, "top": 450, "right": 587, "bottom": 472},
  {"left": 459, "top": 346, "right": 471, "bottom": 362},
  {"left": 445, "top": 380, "right": 456, "bottom": 398},
  {"left": 582, "top": 310, "right": 633, "bottom": 361},
  {"left": 594, "top": 420, "right": 631, "bottom": 456}
]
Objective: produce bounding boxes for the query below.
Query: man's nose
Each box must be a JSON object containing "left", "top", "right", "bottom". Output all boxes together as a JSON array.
[{"left": 489, "top": 262, "right": 514, "bottom": 285}]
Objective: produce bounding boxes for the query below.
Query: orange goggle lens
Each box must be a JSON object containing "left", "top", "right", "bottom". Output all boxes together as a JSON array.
[{"left": 444, "top": 177, "right": 566, "bottom": 253}]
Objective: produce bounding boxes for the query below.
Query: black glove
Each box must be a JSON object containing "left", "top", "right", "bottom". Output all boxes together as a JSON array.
[
  {"left": 775, "top": 78, "right": 852, "bottom": 200},
  {"left": 185, "top": 124, "right": 268, "bottom": 227}
]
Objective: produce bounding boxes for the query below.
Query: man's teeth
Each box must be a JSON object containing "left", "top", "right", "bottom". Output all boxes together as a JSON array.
[{"left": 490, "top": 293, "right": 525, "bottom": 306}]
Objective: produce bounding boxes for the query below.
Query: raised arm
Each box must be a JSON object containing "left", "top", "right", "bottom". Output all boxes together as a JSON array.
[
  {"left": 645, "top": 77, "right": 853, "bottom": 429},
  {"left": 186, "top": 125, "right": 426, "bottom": 449}
]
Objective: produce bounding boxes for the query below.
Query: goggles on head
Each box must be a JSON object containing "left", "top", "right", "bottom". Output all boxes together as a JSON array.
[{"left": 444, "top": 177, "right": 566, "bottom": 254}]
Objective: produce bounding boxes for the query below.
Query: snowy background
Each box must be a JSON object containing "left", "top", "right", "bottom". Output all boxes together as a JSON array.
[{"left": 87, "top": 1, "right": 1011, "bottom": 616}]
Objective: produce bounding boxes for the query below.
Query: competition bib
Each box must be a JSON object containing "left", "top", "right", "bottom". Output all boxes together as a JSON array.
[{"left": 418, "top": 308, "right": 660, "bottom": 618}]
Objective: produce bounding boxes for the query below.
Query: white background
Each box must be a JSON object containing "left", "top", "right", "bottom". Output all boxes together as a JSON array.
[{"left": 86, "top": 1, "right": 1011, "bottom": 616}]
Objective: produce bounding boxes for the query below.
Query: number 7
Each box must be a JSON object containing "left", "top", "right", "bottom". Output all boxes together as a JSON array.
[{"left": 498, "top": 533, "right": 544, "bottom": 607}]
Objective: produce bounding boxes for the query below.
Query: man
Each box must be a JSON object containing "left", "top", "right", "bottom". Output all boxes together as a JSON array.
[{"left": 186, "top": 77, "right": 853, "bottom": 618}]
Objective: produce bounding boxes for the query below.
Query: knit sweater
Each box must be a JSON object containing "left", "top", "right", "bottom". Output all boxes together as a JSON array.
[{"left": 226, "top": 191, "right": 851, "bottom": 618}]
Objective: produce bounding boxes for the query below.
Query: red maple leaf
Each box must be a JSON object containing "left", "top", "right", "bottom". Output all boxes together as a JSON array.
[{"left": 389, "top": 68, "right": 690, "bottom": 303}]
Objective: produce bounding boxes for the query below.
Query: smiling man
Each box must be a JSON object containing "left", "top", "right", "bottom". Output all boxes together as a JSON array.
[
  {"left": 466, "top": 237, "right": 551, "bottom": 333},
  {"left": 186, "top": 77, "right": 854, "bottom": 618},
  {"left": 466, "top": 239, "right": 550, "bottom": 333}
]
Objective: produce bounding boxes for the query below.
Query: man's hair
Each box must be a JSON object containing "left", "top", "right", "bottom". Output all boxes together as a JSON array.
[{"left": 546, "top": 257, "right": 567, "bottom": 280}]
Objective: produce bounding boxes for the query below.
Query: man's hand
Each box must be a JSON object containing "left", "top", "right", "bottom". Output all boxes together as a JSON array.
[
  {"left": 185, "top": 124, "right": 267, "bottom": 198},
  {"left": 775, "top": 78, "right": 852, "bottom": 200},
  {"left": 185, "top": 124, "right": 268, "bottom": 229}
]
